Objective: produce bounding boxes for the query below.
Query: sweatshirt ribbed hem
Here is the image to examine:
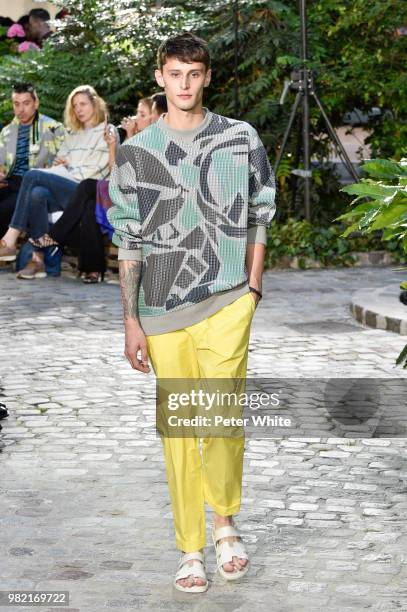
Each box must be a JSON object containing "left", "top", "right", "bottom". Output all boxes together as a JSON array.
[{"left": 142, "top": 282, "right": 250, "bottom": 336}]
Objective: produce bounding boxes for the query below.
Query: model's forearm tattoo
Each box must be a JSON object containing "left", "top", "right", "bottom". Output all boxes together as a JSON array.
[{"left": 119, "top": 260, "right": 142, "bottom": 321}]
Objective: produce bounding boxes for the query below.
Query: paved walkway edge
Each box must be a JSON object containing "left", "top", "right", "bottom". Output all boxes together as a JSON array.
[{"left": 351, "top": 285, "right": 407, "bottom": 335}]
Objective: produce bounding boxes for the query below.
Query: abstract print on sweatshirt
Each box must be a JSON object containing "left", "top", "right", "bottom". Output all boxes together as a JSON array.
[{"left": 108, "top": 109, "right": 276, "bottom": 335}]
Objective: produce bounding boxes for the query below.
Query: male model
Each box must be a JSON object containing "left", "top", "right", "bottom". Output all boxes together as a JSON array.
[{"left": 108, "top": 32, "right": 276, "bottom": 593}]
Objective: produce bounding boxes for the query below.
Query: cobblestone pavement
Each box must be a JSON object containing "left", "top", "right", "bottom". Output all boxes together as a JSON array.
[{"left": 1, "top": 265, "right": 407, "bottom": 612}]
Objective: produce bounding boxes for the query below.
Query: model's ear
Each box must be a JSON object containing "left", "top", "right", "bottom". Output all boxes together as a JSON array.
[
  {"left": 34, "top": 96, "right": 40, "bottom": 111},
  {"left": 155, "top": 69, "right": 165, "bottom": 89},
  {"left": 204, "top": 68, "right": 212, "bottom": 88}
]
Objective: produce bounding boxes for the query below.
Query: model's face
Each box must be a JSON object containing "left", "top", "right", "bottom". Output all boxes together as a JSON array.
[
  {"left": 135, "top": 102, "right": 152, "bottom": 131},
  {"left": 72, "top": 93, "right": 95, "bottom": 126},
  {"left": 155, "top": 58, "right": 211, "bottom": 112},
  {"left": 12, "top": 92, "right": 39, "bottom": 124}
]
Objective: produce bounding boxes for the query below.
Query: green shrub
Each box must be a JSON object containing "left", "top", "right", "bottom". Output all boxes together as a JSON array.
[
  {"left": 338, "top": 158, "right": 407, "bottom": 367},
  {"left": 265, "top": 218, "right": 399, "bottom": 269},
  {"left": 337, "top": 159, "right": 407, "bottom": 246}
]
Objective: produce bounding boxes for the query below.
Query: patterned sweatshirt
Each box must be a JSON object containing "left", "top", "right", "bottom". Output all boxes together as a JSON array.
[{"left": 108, "top": 109, "right": 276, "bottom": 335}]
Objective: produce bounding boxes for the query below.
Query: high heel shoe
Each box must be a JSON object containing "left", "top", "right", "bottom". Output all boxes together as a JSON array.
[{"left": 29, "top": 234, "right": 59, "bottom": 250}]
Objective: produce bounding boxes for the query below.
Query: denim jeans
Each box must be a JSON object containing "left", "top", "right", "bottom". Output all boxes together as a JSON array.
[{"left": 9, "top": 169, "right": 78, "bottom": 239}]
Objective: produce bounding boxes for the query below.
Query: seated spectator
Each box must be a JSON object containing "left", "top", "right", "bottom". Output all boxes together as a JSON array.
[
  {"left": 29, "top": 93, "right": 166, "bottom": 284},
  {"left": 27, "top": 8, "right": 51, "bottom": 47},
  {"left": 29, "top": 128, "right": 118, "bottom": 284},
  {"left": 0, "top": 82, "right": 64, "bottom": 245},
  {"left": 120, "top": 96, "right": 154, "bottom": 140},
  {"left": 0, "top": 85, "right": 115, "bottom": 280},
  {"left": 6, "top": 9, "right": 51, "bottom": 52}
]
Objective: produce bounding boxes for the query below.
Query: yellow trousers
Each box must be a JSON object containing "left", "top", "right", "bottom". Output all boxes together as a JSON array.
[{"left": 146, "top": 291, "right": 256, "bottom": 551}]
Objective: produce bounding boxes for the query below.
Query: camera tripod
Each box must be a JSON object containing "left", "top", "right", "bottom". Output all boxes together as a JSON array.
[{"left": 274, "top": 0, "right": 360, "bottom": 221}]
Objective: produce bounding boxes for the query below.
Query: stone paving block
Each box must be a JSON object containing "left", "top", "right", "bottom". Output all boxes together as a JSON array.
[{"left": 1, "top": 266, "right": 407, "bottom": 610}]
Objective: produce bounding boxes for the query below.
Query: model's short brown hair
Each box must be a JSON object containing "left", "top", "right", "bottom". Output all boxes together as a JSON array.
[{"left": 157, "top": 32, "right": 210, "bottom": 71}]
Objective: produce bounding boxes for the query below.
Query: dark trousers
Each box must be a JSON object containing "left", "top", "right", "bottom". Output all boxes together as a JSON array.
[
  {"left": 0, "top": 175, "right": 22, "bottom": 236},
  {"left": 9, "top": 169, "right": 77, "bottom": 239},
  {"left": 49, "top": 178, "right": 106, "bottom": 273}
]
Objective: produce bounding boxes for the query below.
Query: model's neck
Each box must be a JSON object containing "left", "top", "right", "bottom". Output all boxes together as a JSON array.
[{"left": 163, "top": 103, "right": 205, "bottom": 131}]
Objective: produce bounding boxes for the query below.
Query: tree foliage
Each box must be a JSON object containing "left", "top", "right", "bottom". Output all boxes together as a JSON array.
[
  {"left": 0, "top": 1, "right": 191, "bottom": 121},
  {"left": 0, "top": 0, "right": 405, "bottom": 220},
  {"left": 169, "top": 0, "right": 407, "bottom": 218}
]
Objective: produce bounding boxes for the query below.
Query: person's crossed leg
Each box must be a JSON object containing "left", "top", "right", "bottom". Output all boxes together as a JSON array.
[{"left": 0, "top": 169, "right": 77, "bottom": 270}]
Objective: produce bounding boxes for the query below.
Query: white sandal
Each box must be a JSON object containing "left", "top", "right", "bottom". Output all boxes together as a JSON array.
[
  {"left": 212, "top": 524, "right": 250, "bottom": 581},
  {"left": 173, "top": 551, "right": 208, "bottom": 593}
]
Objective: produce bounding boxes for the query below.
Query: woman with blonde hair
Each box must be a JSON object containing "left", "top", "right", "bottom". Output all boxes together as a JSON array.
[
  {"left": 29, "top": 93, "right": 165, "bottom": 284},
  {"left": 0, "top": 84, "right": 117, "bottom": 279}
]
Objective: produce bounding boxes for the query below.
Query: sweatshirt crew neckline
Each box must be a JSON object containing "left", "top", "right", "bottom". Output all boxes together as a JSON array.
[{"left": 156, "top": 108, "right": 212, "bottom": 142}]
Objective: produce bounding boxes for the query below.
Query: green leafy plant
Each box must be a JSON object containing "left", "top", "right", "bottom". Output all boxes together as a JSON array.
[
  {"left": 337, "top": 158, "right": 407, "bottom": 367},
  {"left": 1, "top": 0, "right": 405, "bottom": 208},
  {"left": 265, "top": 217, "right": 394, "bottom": 269},
  {"left": 0, "top": 1, "right": 192, "bottom": 124},
  {"left": 337, "top": 160, "right": 407, "bottom": 241},
  {"left": 172, "top": 0, "right": 406, "bottom": 220}
]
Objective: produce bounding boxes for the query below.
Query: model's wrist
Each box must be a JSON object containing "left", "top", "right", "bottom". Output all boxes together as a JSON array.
[
  {"left": 248, "top": 276, "right": 262, "bottom": 292},
  {"left": 124, "top": 316, "right": 141, "bottom": 328},
  {"left": 249, "top": 286, "right": 263, "bottom": 300}
]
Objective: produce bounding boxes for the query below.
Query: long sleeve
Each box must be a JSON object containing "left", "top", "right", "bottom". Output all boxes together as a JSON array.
[
  {"left": 48, "top": 124, "right": 66, "bottom": 161},
  {"left": 55, "top": 135, "right": 69, "bottom": 160},
  {"left": 107, "top": 144, "right": 142, "bottom": 261},
  {"left": 37, "top": 117, "right": 66, "bottom": 168},
  {"left": 247, "top": 127, "right": 277, "bottom": 245}
]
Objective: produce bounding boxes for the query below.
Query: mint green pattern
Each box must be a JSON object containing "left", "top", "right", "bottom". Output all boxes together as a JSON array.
[{"left": 108, "top": 111, "right": 276, "bottom": 319}]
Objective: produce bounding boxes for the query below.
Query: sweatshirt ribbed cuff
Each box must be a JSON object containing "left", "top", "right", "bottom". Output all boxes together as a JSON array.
[
  {"left": 247, "top": 225, "right": 267, "bottom": 245},
  {"left": 118, "top": 247, "right": 142, "bottom": 261}
]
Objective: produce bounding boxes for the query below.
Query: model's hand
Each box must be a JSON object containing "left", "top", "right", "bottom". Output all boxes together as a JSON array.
[
  {"left": 0, "top": 167, "right": 7, "bottom": 182},
  {"left": 53, "top": 156, "right": 68, "bottom": 167},
  {"left": 124, "top": 320, "right": 151, "bottom": 373},
  {"left": 250, "top": 291, "right": 260, "bottom": 307}
]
